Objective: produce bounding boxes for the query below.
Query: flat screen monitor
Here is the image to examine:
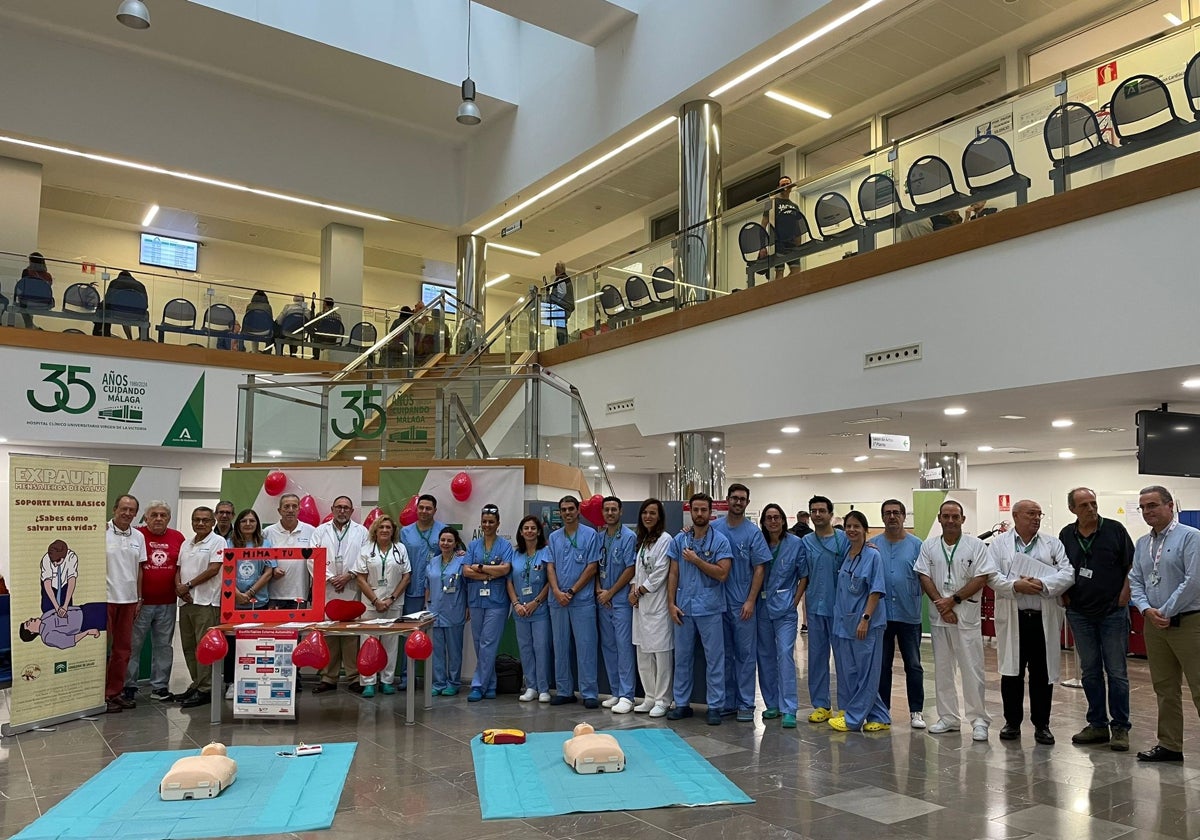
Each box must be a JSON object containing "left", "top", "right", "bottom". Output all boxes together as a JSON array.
[
  {"left": 421, "top": 282, "right": 457, "bottom": 314},
  {"left": 139, "top": 233, "right": 199, "bottom": 272},
  {"left": 1136, "top": 409, "right": 1200, "bottom": 477}
]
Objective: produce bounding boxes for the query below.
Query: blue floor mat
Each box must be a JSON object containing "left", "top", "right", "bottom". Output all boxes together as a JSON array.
[
  {"left": 13, "top": 742, "right": 356, "bottom": 840},
  {"left": 470, "top": 728, "right": 752, "bottom": 819}
]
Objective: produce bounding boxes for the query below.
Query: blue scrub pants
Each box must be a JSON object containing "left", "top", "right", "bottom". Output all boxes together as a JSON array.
[
  {"left": 431, "top": 624, "right": 464, "bottom": 691},
  {"left": 723, "top": 609, "right": 758, "bottom": 712},
  {"left": 807, "top": 613, "right": 837, "bottom": 710},
  {"left": 550, "top": 602, "right": 599, "bottom": 698},
  {"left": 515, "top": 616, "right": 552, "bottom": 693},
  {"left": 832, "top": 627, "right": 890, "bottom": 729},
  {"left": 470, "top": 607, "right": 508, "bottom": 692},
  {"left": 673, "top": 613, "right": 724, "bottom": 709},
  {"left": 598, "top": 604, "right": 636, "bottom": 700},
  {"left": 756, "top": 610, "right": 799, "bottom": 715}
]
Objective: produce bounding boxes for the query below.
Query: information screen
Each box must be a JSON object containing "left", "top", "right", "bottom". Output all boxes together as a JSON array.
[
  {"left": 139, "top": 233, "right": 199, "bottom": 272},
  {"left": 421, "top": 281, "right": 457, "bottom": 314}
]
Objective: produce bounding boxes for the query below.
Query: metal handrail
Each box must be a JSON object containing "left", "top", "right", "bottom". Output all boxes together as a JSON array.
[
  {"left": 445, "top": 293, "right": 541, "bottom": 375},
  {"left": 332, "top": 290, "right": 460, "bottom": 382}
]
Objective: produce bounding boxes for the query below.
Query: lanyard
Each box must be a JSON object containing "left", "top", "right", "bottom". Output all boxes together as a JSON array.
[
  {"left": 373, "top": 543, "right": 400, "bottom": 576},
  {"left": 940, "top": 538, "right": 961, "bottom": 587},
  {"left": 565, "top": 529, "right": 581, "bottom": 551},
  {"left": 480, "top": 537, "right": 497, "bottom": 564},
  {"left": 1075, "top": 518, "right": 1102, "bottom": 556},
  {"left": 1015, "top": 533, "right": 1038, "bottom": 555},
  {"left": 332, "top": 523, "right": 349, "bottom": 558},
  {"left": 1151, "top": 521, "right": 1177, "bottom": 580},
  {"left": 602, "top": 531, "right": 619, "bottom": 581},
  {"left": 638, "top": 543, "right": 654, "bottom": 572},
  {"left": 416, "top": 525, "right": 435, "bottom": 557},
  {"left": 688, "top": 529, "right": 713, "bottom": 560},
  {"left": 523, "top": 550, "right": 538, "bottom": 586},
  {"left": 438, "top": 555, "right": 457, "bottom": 589},
  {"left": 843, "top": 545, "right": 864, "bottom": 576}
]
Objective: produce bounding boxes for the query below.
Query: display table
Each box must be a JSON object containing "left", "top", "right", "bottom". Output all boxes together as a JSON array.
[{"left": 209, "top": 618, "right": 434, "bottom": 726}]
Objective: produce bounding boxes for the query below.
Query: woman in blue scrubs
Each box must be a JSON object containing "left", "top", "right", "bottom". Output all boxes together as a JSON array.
[
  {"left": 755, "top": 504, "right": 809, "bottom": 728},
  {"left": 508, "top": 515, "right": 552, "bottom": 702},
  {"left": 463, "top": 504, "right": 513, "bottom": 701},
  {"left": 830, "top": 510, "right": 891, "bottom": 732},
  {"left": 426, "top": 526, "right": 468, "bottom": 696}
]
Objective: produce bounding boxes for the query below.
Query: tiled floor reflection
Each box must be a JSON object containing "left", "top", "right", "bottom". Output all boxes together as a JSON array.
[{"left": 3, "top": 638, "right": 1200, "bottom": 839}]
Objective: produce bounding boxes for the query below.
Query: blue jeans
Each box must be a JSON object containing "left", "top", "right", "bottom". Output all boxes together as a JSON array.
[
  {"left": 124, "top": 603, "right": 176, "bottom": 693},
  {"left": 1066, "top": 607, "right": 1131, "bottom": 730},
  {"left": 879, "top": 620, "right": 924, "bottom": 713}
]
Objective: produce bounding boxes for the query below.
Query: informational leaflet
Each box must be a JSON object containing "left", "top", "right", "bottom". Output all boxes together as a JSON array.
[{"left": 232, "top": 627, "right": 297, "bottom": 718}]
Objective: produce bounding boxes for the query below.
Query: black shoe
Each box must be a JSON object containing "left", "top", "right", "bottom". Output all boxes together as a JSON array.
[
  {"left": 312, "top": 682, "right": 338, "bottom": 694},
  {"left": 1034, "top": 727, "right": 1055, "bottom": 745},
  {"left": 175, "top": 689, "right": 198, "bottom": 704},
  {"left": 180, "top": 691, "right": 211, "bottom": 708},
  {"left": 347, "top": 683, "right": 365, "bottom": 694},
  {"left": 122, "top": 687, "right": 137, "bottom": 702},
  {"left": 150, "top": 688, "right": 175, "bottom": 702},
  {"left": 1137, "top": 745, "right": 1184, "bottom": 762},
  {"left": 707, "top": 709, "right": 722, "bottom": 725},
  {"left": 583, "top": 698, "right": 599, "bottom": 709},
  {"left": 999, "top": 724, "right": 1021, "bottom": 740},
  {"left": 550, "top": 694, "right": 578, "bottom": 706},
  {"left": 666, "top": 705, "right": 693, "bottom": 720}
]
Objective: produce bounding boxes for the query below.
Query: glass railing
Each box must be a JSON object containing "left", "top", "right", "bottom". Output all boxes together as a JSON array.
[
  {"left": 541, "top": 18, "right": 1200, "bottom": 347},
  {"left": 0, "top": 250, "right": 477, "bottom": 364}
]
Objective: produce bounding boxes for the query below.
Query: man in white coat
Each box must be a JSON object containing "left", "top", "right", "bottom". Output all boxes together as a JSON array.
[
  {"left": 989, "top": 499, "right": 1074, "bottom": 745},
  {"left": 309, "top": 496, "right": 370, "bottom": 694}
]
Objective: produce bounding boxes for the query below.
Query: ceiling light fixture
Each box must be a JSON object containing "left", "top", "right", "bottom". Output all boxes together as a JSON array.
[
  {"left": 854, "top": 455, "right": 869, "bottom": 462},
  {"left": 944, "top": 407, "right": 967, "bottom": 416},
  {"left": 710, "top": 436, "right": 721, "bottom": 443},
  {"left": 1183, "top": 378, "right": 1200, "bottom": 389},
  {"left": 1052, "top": 419, "right": 1074, "bottom": 428},
  {"left": 116, "top": 0, "right": 151, "bottom": 29},
  {"left": 456, "top": 2, "right": 482, "bottom": 125},
  {"left": 781, "top": 425, "right": 800, "bottom": 434},
  {"left": 353, "top": 455, "right": 368, "bottom": 461},
  {"left": 709, "top": 0, "right": 887, "bottom": 97},
  {"left": 472, "top": 115, "right": 677, "bottom": 235},
  {"left": 766, "top": 448, "right": 782, "bottom": 455},
  {"left": 1058, "top": 451, "right": 1076, "bottom": 459},
  {"left": 758, "top": 463, "right": 771, "bottom": 469},
  {"left": 1000, "top": 414, "right": 1026, "bottom": 420},
  {"left": 141, "top": 203, "right": 159, "bottom": 227},
  {"left": 977, "top": 445, "right": 993, "bottom": 452},
  {"left": 764, "top": 91, "right": 832, "bottom": 119},
  {"left": 830, "top": 467, "right": 844, "bottom": 473},
  {"left": 753, "top": 473, "right": 763, "bottom": 478},
  {"left": 266, "top": 449, "right": 282, "bottom": 457},
  {"left": 1165, "top": 13, "right": 1184, "bottom": 26},
  {"left": 589, "top": 465, "right": 600, "bottom": 471},
  {"left": 484, "top": 273, "right": 511, "bottom": 288},
  {"left": 487, "top": 242, "right": 541, "bottom": 258}
]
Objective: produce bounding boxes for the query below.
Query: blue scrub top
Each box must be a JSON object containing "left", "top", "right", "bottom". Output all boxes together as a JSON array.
[
  {"left": 761, "top": 533, "right": 810, "bottom": 621},
  {"left": 466, "top": 537, "right": 513, "bottom": 609},
  {"left": 868, "top": 533, "right": 924, "bottom": 625},
  {"left": 426, "top": 553, "right": 467, "bottom": 627},
  {"left": 667, "top": 528, "right": 732, "bottom": 617},
  {"left": 229, "top": 536, "right": 276, "bottom": 608},
  {"left": 834, "top": 544, "right": 888, "bottom": 639},
  {"left": 399, "top": 519, "right": 445, "bottom": 598},
  {"left": 597, "top": 525, "right": 637, "bottom": 611},
  {"left": 510, "top": 546, "right": 551, "bottom": 622},
  {"left": 713, "top": 517, "right": 772, "bottom": 609},
  {"left": 547, "top": 523, "right": 599, "bottom": 607},
  {"left": 802, "top": 531, "right": 849, "bottom": 618}
]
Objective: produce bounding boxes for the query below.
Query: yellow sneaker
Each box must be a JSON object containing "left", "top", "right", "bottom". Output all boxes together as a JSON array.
[
  {"left": 829, "top": 716, "right": 852, "bottom": 732},
  {"left": 809, "top": 707, "right": 832, "bottom": 723},
  {"left": 863, "top": 721, "right": 891, "bottom": 732}
]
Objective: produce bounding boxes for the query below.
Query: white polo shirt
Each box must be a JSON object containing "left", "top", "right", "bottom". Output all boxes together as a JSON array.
[
  {"left": 106, "top": 520, "right": 148, "bottom": 603},
  {"left": 263, "top": 520, "right": 315, "bottom": 600},
  {"left": 178, "top": 531, "right": 228, "bottom": 607}
]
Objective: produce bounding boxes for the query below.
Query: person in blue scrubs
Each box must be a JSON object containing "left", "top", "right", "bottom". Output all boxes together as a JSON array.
[
  {"left": 546, "top": 495, "right": 600, "bottom": 707},
  {"left": 755, "top": 503, "right": 809, "bottom": 728},
  {"left": 425, "top": 526, "right": 468, "bottom": 695},
  {"left": 712, "top": 483, "right": 771, "bottom": 722},
  {"left": 463, "top": 505, "right": 512, "bottom": 702},
  {"left": 508, "top": 515, "right": 552, "bottom": 703},
  {"left": 398, "top": 494, "right": 446, "bottom": 689},
  {"left": 868, "top": 499, "right": 927, "bottom": 728},
  {"left": 667, "top": 493, "right": 732, "bottom": 726},
  {"left": 830, "top": 510, "right": 891, "bottom": 732},
  {"left": 597, "top": 496, "right": 638, "bottom": 714},
  {"left": 801, "top": 495, "right": 846, "bottom": 722}
]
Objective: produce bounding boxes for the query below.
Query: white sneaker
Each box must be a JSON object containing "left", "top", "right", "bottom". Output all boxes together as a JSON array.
[
  {"left": 612, "top": 698, "right": 634, "bottom": 714},
  {"left": 538, "top": 692, "right": 552, "bottom": 703},
  {"left": 928, "top": 718, "right": 960, "bottom": 734},
  {"left": 633, "top": 700, "right": 655, "bottom": 713},
  {"left": 649, "top": 702, "right": 669, "bottom": 718},
  {"left": 602, "top": 697, "right": 620, "bottom": 708},
  {"left": 972, "top": 724, "right": 989, "bottom": 742},
  {"left": 519, "top": 688, "right": 537, "bottom": 702},
  {"left": 910, "top": 712, "right": 927, "bottom": 729},
  {"left": 225, "top": 685, "right": 235, "bottom": 700}
]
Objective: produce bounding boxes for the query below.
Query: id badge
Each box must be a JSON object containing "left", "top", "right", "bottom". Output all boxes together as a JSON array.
[
  {"left": 522, "top": 586, "right": 533, "bottom": 596},
  {"left": 479, "top": 587, "right": 491, "bottom": 597},
  {"left": 378, "top": 577, "right": 388, "bottom": 586},
  {"left": 443, "top": 583, "right": 457, "bottom": 594},
  {"left": 1079, "top": 568, "right": 1093, "bottom": 579},
  {"left": 760, "top": 590, "right": 768, "bottom": 600}
]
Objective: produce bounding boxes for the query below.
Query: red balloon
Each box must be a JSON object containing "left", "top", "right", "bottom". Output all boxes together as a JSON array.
[
  {"left": 321, "top": 512, "right": 335, "bottom": 523},
  {"left": 363, "top": 507, "right": 382, "bottom": 529},
  {"left": 398, "top": 495, "right": 419, "bottom": 527},
  {"left": 451, "top": 472, "right": 472, "bottom": 502},
  {"left": 404, "top": 630, "right": 433, "bottom": 661},
  {"left": 292, "top": 631, "right": 330, "bottom": 669},
  {"left": 264, "top": 471, "right": 287, "bottom": 497},
  {"left": 326, "top": 598, "right": 367, "bottom": 621},
  {"left": 357, "top": 635, "right": 387, "bottom": 678},
  {"left": 196, "top": 627, "right": 228, "bottom": 666},
  {"left": 297, "top": 495, "right": 321, "bottom": 527},
  {"left": 581, "top": 493, "right": 604, "bottom": 527}
]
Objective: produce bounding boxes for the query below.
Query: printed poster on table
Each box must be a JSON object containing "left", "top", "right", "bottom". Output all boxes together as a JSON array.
[
  {"left": 232, "top": 627, "right": 298, "bottom": 718},
  {"left": 4, "top": 454, "right": 109, "bottom": 736}
]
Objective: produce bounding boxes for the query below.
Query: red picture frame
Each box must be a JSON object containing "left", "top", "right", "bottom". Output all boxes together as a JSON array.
[{"left": 220, "top": 546, "right": 327, "bottom": 624}]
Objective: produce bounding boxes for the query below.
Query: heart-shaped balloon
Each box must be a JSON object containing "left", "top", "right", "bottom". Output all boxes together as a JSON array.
[
  {"left": 321, "top": 512, "right": 335, "bottom": 524},
  {"left": 196, "top": 627, "right": 228, "bottom": 666},
  {"left": 291, "top": 631, "right": 330, "bottom": 669},
  {"left": 363, "top": 507, "right": 382, "bottom": 529},
  {"left": 297, "top": 495, "right": 321, "bottom": 527},
  {"left": 264, "top": 471, "right": 287, "bottom": 496},
  {"left": 404, "top": 629, "right": 433, "bottom": 660},
  {"left": 357, "top": 635, "right": 387, "bottom": 678},
  {"left": 450, "top": 472, "right": 472, "bottom": 502},
  {"left": 580, "top": 494, "right": 605, "bottom": 527},
  {"left": 398, "top": 495, "right": 419, "bottom": 526},
  {"left": 325, "top": 598, "right": 367, "bottom": 621}
]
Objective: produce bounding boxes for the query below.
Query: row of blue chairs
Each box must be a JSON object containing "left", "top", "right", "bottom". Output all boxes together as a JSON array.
[
  {"left": 157, "top": 298, "right": 376, "bottom": 350},
  {"left": 4, "top": 276, "right": 149, "bottom": 330}
]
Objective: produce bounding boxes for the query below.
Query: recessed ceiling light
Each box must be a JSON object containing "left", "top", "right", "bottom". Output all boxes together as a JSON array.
[
  {"left": 781, "top": 426, "right": 800, "bottom": 434},
  {"left": 266, "top": 449, "right": 282, "bottom": 457},
  {"left": 853, "top": 455, "right": 869, "bottom": 462},
  {"left": 1184, "top": 378, "right": 1200, "bottom": 389},
  {"left": 764, "top": 90, "right": 832, "bottom": 119},
  {"left": 484, "top": 273, "right": 511, "bottom": 288},
  {"left": 668, "top": 441, "right": 677, "bottom": 447},
  {"left": 1052, "top": 419, "right": 1074, "bottom": 428},
  {"left": 605, "top": 464, "right": 615, "bottom": 470},
  {"left": 767, "top": 448, "right": 782, "bottom": 455},
  {"left": 1165, "top": 12, "right": 1184, "bottom": 26},
  {"left": 753, "top": 473, "right": 763, "bottom": 478},
  {"left": 589, "top": 465, "right": 600, "bottom": 471},
  {"left": 141, "top": 203, "right": 159, "bottom": 227},
  {"left": 758, "top": 463, "right": 771, "bottom": 469},
  {"left": 710, "top": 436, "right": 721, "bottom": 443},
  {"left": 353, "top": 455, "right": 368, "bottom": 461},
  {"left": 0, "top": 437, "right": 8, "bottom": 444},
  {"left": 977, "top": 445, "right": 993, "bottom": 452},
  {"left": 1058, "top": 451, "right": 1076, "bottom": 459},
  {"left": 830, "top": 467, "right": 844, "bottom": 473},
  {"left": 573, "top": 442, "right": 590, "bottom": 448},
  {"left": 486, "top": 242, "right": 541, "bottom": 257},
  {"left": 1000, "top": 415, "right": 1026, "bottom": 420},
  {"left": 944, "top": 407, "right": 967, "bottom": 416}
]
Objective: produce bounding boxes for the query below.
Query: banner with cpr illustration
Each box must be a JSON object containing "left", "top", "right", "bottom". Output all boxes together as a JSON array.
[
  {"left": 379, "top": 467, "right": 524, "bottom": 542},
  {"left": 14, "top": 349, "right": 204, "bottom": 448},
  {"left": 5, "top": 454, "right": 109, "bottom": 736}
]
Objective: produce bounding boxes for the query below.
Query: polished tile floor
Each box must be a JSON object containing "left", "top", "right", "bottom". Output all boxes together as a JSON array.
[{"left": 3, "top": 638, "right": 1199, "bottom": 840}]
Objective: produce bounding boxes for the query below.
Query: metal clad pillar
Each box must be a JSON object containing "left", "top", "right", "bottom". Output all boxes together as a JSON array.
[
  {"left": 919, "top": 451, "right": 964, "bottom": 489},
  {"left": 456, "top": 234, "right": 487, "bottom": 349},
  {"left": 675, "top": 431, "right": 725, "bottom": 499},
  {"left": 678, "top": 100, "right": 722, "bottom": 302}
]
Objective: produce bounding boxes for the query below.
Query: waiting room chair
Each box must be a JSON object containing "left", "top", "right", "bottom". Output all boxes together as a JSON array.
[
  {"left": 905, "top": 155, "right": 970, "bottom": 215},
  {"left": 311, "top": 314, "right": 345, "bottom": 345},
  {"left": 737, "top": 221, "right": 774, "bottom": 284},
  {"left": 961, "top": 134, "right": 1031, "bottom": 205},
  {"left": 1108, "top": 74, "right": 1189, "bottom": 145},
  {"left": 14, "top": 275, "right": 54, "bottom": 312},
  {"left": 241, "top": 307, "right": 275, "bottom": 348},
  {"left": 599, "top": 285, "right": 627, "bottom": 320},
  {"left": 650, "top": 266, "right": 676, "bottom": 303},
  {"left": 348, "top": 321, "right": 378, "bottom": 350},
  {"left": 1186, "top": 51, "right": 1200, "bottom": 120},
  {"left": 857, "top": 173, "right": 908, "bottom": 228},
  {"left": 203, "top": 303, "right": 237, "bottom": 335},
  {"left": 160, "top": 298, "right": 197, "bottom": 331},
  {"left": 1043, "top": 102, "right": 1114, "bottom": 164},
  {"left": 813, "top": 192, "right": 864, "bottom": 249},
  {"left": 62, "top": 282, "right": 100, "bottom": 315},
  {"left": 105, "top": 287, "right": 150, "bottom": 339},
  {"left": 625, "top": 276, "right": 653, "bottom": 310}
]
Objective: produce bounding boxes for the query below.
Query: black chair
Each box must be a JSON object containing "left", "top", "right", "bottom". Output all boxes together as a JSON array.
[
  {"left": 1108, "top": 74, "right": 1189, "bottom": 145},
  {"left": 1043, "top": 102, "right": 1115, "bottom": 164},
  {"left": 241, "top": 307, "right": 275, "bottom": 349},
  {"left": 158, "top": 298, "right": 197, "bottom": 336},
  {"left": 857, "top": 173, "right": 906, "bottom": 225},
  {"left": 598, "top": 285, "right": 627, "bottom": 321},
  {"left": 1186, "top": 51, "right": 1200, "bottom": 120},
  {"left": 813, "top": 192, "right": 864, "bottom": 250},
  {"left": 906, "top": 155, "right": 970, "bottom": 215},
  {"left": 203, "top": 303, "right": 238, "bottom": 348},
  {"left": 62, "top": 282, "right": 100, "bottom": 315},
  {"left": 961, "top": 134, "right": 1030, "bottom": 205},
  {"left": 625, "top": 276, "right": 653, "bottom": 310},
  {"left": 106, "top": 287, "right": 150, "bottom": 339},
  {"left": 650, "top": 266, "right": 676, "bottom": 304},
  {"left": 737, "top": 221, "right": 775, "bottom": 284},
  {"left": 348, "top": 321, "right": 378, "bottom": 350}
]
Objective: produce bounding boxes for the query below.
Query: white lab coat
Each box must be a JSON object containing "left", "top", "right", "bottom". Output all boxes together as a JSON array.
[
  {"left": 988, "top": 531, "right": 1074, "bottom": 682},
  {"left": 631, "top": 533, "right": 674, "bottom": 652}
]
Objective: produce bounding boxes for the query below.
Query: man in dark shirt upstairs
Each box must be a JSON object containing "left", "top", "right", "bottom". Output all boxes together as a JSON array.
[
  {"left": 1058, "top": 487, "right": 1135, "bottom": 752},
  {"left": 761, "top": 176, "right": 804, "bottom": 280}
]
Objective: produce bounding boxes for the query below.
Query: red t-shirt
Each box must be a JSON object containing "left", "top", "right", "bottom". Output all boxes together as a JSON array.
[{"left": 138, "top": 526, "right": 185, "bottom": 605}]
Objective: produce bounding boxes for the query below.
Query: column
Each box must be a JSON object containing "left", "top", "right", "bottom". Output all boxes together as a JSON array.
[
  {"left": 0, "top": 156, "right": 43, "bottom": 258},
  {"left": 919, "top": 452, "right": 964, "bottom": 489},
  {"left": 456, "top": 234, "right": 486, "bottom": 350},
  {"left": 675, "top": 432, "right": 725, "bottom": 499},
  {"left": 677, "top": 100, "right": 722, "bottom": 302},
  {"left": 320, "top": 222, "right": 364, "bottom": 315}
]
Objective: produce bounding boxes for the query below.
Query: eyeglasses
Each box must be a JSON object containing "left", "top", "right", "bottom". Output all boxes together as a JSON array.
[
  {"left": 883, "top": 510, "right": 904, "bottom": 517},
  {"left": 728, "top": 496, "right": 749, "bottom": 504},
  {"left": 763, "top": 514, "right": 783, "bottom": 521},
  {"left": 192, "top": 517, "right": 214, "bottom": 523},
  {"left": 332, "top": 505, "right": 353, "bottom": 511}
]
